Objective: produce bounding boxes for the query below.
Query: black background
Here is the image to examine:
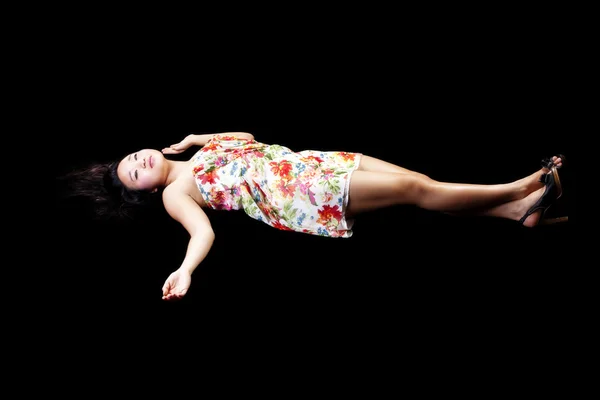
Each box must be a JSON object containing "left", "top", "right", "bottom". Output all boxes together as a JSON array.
[
  {"left": 50, "top": 25, "right": 575, "bottom": 365},
  {"left": 53, "top": 105, "right": 573, "bottom": 327}
]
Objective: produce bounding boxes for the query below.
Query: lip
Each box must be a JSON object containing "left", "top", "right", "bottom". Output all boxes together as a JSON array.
[{"left": 149, "top": 156, "right": 153, "bottom": 168}]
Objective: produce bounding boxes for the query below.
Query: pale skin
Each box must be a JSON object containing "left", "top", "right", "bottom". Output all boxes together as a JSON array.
[{"left": 116, "top": 133, "right": 564, "bottom": 301}]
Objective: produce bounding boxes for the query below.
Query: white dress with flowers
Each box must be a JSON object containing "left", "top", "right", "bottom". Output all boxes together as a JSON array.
[{"left": 191, "top": 134, "right": 362, "bottom": 238}]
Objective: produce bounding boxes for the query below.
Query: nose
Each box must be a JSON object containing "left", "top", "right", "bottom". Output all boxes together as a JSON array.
[{"left": 139, "top": 157, "right": 147, "bottom": 168}]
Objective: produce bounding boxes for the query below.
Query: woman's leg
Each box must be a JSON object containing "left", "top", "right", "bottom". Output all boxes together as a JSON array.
[
  {"left": 346, "top": 155, "right": 563, "bottom": 222},
  {"left": 357, "top": 155, "right": 434, "bottom": 180},
  {"left": 357, "top": 154, "right": 562, "bottom": 183}
]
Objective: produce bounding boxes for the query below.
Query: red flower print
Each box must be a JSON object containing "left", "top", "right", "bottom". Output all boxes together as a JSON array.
[
  {"left": 213, "top": 191, "right": 232, "bottom": 210},
  {"left": 338, "top": 152, "right": 356, "bottom": 162},
  {"left": 270, "top": 160, "right": 293, "bottom": 179},
  {"left": 316, "top": 204, "right": 343, "bottom": 225},
  {"left": 321, "top": 168, "right": 334, "bottom": 180},
  {"left": 276, "top": 180, "right": 297, "bottom": 198},
  {"left": 218, "top": 135, "right": 238, "bottom": 141},
  {"left": 302, "top": 155, "right": 324, "bottom": 164},
  {"left": 202, "top": 141, "right": 220, "bottom": 152},
  {"left": 272, "top": 221, "right": 293, "bottom": 231},
  {"left": 199, "top": 169, "right": 219, "bottom": 185}
]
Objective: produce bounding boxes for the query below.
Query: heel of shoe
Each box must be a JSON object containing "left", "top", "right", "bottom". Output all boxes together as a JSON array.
[{"left": 551, "top": 166, "right": 563, "bottom": 199}]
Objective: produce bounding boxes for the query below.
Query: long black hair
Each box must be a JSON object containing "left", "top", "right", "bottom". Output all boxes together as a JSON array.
[{"left": 57, "top": 160, "right": 161, "bottom": 221}]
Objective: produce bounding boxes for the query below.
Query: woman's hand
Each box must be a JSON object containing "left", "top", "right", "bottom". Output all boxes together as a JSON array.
[
  {"left": 162, "top": 134, "right": 196, "bottom": 155},
  {"left": 161, "top": 269, "right": 192, "bottom": 301}
]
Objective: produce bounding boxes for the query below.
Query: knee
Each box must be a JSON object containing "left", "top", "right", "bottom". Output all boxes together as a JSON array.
[
  {"left": 417, "top": 172, "right": 433, "bottom": 181},
  {"left": 393, "top": 174, "right": 429, "bottom": 200}
]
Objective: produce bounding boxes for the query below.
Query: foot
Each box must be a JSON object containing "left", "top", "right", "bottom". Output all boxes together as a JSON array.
[
  {"left": 517, "top": 157, "right": 564, "bottom": 227},
  {"left": 550, "top": 155, "right": 564, "bottom": 169},
  {"left": 519, "top": 155, "right": 564, "bottom": 198},
  {"left": 517, "top": 186, "right": 547, "bottom": 227}
]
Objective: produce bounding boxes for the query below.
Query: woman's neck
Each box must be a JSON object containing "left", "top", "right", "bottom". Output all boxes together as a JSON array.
[{"left": 164, "top": 159, "right": 191, "bottom": 186}]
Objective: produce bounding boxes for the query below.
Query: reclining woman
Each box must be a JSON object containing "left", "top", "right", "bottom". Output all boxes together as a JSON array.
[{"left": 63, "top": 132, "right": 566, "bottom": 301}]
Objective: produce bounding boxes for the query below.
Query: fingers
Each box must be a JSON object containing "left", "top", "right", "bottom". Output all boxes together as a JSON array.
[
  {"left": 161, "top": 287, "right": 188, "bottom": 301},
  {"left": 162, "top": 286, "right": 177, "bottom": 300},
  {"left": 161, "top": 280, "right": 186, "bottom": 300},
  {"left": 162, "top": 292, "right": 187, "bottom": 301},
  {"left": 162, "top": 147, "right": 182, "bottom": 154},
  {"left": 161, "top": 142, "right": 186, "bottom": 154}
]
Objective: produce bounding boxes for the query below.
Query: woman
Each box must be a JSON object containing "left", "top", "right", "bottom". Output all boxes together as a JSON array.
[{"left": 62, "top": 132, "right": 566, "bottom": 301}]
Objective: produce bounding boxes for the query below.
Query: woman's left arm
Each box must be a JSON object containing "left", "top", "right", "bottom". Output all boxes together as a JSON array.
[{"left": 162, "top": 132, "right": 255, "bottom": 154}]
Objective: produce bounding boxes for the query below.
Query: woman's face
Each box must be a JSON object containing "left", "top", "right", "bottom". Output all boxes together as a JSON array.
[{"left": 117, "top": 149, "right": 165, "bottom": 191}]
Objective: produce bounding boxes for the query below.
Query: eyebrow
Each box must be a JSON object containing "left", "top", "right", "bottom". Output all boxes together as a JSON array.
[{"left": 127, "top": 155, "right": 133, "bottom": 182}]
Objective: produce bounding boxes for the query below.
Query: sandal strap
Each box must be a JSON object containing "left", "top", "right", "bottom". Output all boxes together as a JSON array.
[
  {"left": 538, "top": 171, "right": 550, "bottom": 184},
  {"left": 541, "top": 157, "right": 555, "bottom": 169},
  {"left": 520, "top": 170, "right": 559, "bottom": 224},
  {"left": 541, "top": 154, "right": 566, "bottom": 170}
]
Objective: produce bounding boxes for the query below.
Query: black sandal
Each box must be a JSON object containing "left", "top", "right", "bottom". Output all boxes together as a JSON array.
[
  {"left": 519, "top": 154, "right": 566, "bottom": 226},
  {"left": 541, "top": 153, "right": 566, "bottom": 172}
]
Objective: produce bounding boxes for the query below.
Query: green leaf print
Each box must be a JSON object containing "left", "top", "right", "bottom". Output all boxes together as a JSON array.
[
  {"left": 244, "top": 203, "right": 259, "bottom": 216},
  {"left": 325, "top": 179, "right": 341, "bottom": 195},
  {"left": 242, "top": 197, "right": 256, "bottom": 210},
  {"left": 266, "top": 145, "right": 283, "bottom": 155},
  {"left": 282, "top": 200, "right": 299, "bottom": 221},
  {"left": 255, "top": 159, "right": 266, "bottom": 175}
]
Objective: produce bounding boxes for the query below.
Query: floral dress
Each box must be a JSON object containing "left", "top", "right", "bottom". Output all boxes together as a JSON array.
[{"left": 191, "top": 135, "right": 362, "bottom": 238}]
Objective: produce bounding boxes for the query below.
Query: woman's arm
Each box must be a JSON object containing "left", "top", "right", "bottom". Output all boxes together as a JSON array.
[
  {"left": 191, "top": 132, "right": 254, "bottom": 146},
  {"left": 160, "top": 187, "right": 215, "bottom": 300},
  {"left": 163, "top": 187, "right": 215, "bottom": 274},
  {"left": 162, "top": 132, "right": 255, "bottom": 155}
]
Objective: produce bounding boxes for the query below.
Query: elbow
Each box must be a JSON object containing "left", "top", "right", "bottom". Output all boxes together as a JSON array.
[
  {"left": 191, "top": 227, "right": 215, "bottom": 242},
  {"left": 202, "top": 229, "right": 216, "bottom": 244},
  {"left": 207, "top": 230, "right": 216, "bottom": 243}
]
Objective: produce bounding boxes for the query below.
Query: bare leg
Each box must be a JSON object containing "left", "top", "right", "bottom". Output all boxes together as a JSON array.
[
  {"left": 357, "top": 154, "right": 562, "bottom": 187},
  {"left": 346, "top": 156, "right": 563, "bottom": 219},
  {"left": 357, "top": 155, "right": 434, "bottom": 181},
  {"left": 434, "top": 156, "right": 564, "bottom": 225}
]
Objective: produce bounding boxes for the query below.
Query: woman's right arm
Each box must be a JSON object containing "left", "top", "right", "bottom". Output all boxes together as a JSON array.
[{"left": 160, "top": 187, "right": 215, "bottom": 300}]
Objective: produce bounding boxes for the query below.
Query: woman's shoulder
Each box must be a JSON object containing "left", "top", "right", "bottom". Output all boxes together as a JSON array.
[{"left": 164, "top": 161, "right": 207, "bottom": 207}]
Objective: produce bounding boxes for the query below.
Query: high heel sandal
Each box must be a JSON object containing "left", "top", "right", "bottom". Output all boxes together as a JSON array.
[{"left": 519, "top": 154, "right": 567, "bottom": 226}]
